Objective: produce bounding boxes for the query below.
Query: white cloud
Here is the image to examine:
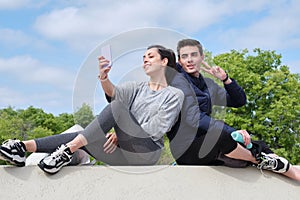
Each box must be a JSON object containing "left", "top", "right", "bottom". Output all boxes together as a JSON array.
[
  {"left": 30, "top": 0, "right": 300, "bottom": 73},
  {"left": 34, "top": 7, "right": 80, "bottom": 40},
  {"left": 0, "top": 54, "right": 75, "bottom": 114},
  {"left": 0, "top": 55, "right": 75, "bottom": 90},
  {"left": 0, "top": 86, "right": 73, "bottom": 115},
  {"left": 29, "top": 91, "right": 73, "bottom": 113},
  {"left": 0, "top": 0, "right": 30, "bottom": 9},
  {"left": 0, "top": 87, "right": 25, "bottom": 106},
  {"left": 0, "top": 29, "right": 31, "bottom": 47},
  {"left": 0, "top": 0, "right": 48, "bottom": 9},
  {"left": 0, "top": 28, "right": 53, "bottom": 51},
  {"left": 33, "top": 1, "right": 161, "bottom": 51},
  {"left": 217, "top": 0, "right": 300, "bottom": 50},
  {"left": 282, "top": 59, "right": 300, "bottom": 74},
  {"left": 163, "top": 0, "right": 272, "bottom": 32},
  {"left": 32, "top": 0, "right": 278, "bottom": 52}
]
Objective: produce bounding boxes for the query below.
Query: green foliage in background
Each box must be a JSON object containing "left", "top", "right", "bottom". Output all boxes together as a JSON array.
[
  {"left": 73, "top": 103, "right": 95, "bottom": 128},
  {"left": 0, "top": 106, "right": 75, "bottom": 142}
]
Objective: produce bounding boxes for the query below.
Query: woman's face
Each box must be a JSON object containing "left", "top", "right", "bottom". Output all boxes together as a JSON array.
[
  {"left": 178, "top": 45, "right": 203, "bottom": 77},
  {"left": 143, "top": 48, "right": 166, "bottom": 76}
]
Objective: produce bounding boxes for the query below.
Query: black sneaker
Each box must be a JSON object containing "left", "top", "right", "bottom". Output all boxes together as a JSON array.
[
  {"left": 257, "top": 152, "right": 290, "bottom": 173},
  {"left": 0, "top": 139, "right": 26, "bottom": 167},
  {"left": 38, "top": 144, "right": 73, "bottom": 174}
]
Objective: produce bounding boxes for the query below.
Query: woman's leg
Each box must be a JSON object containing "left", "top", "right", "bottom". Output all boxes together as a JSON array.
[
  {"left": 22, "top": 132, "right": 92, "bottom": 166},
  {"left": 42, "top": 100, "right": 162, "bottom": 168},
  {"left": 0, "top": 132, "right": 85, "bottom": 167},
  {"left": 31, "top": 132, "right": 81, "bottom": 153},
  {"left": 81, "top": 100, "right": 162, "bottom": 165}
]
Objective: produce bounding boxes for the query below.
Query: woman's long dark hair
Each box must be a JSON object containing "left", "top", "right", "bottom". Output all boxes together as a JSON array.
[{"left": 147, "top": 45, "right": 177, "bottom": 84}]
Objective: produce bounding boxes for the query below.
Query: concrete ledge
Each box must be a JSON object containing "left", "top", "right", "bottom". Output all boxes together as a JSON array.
[{"left": 0, "top": 165, "right": 299, "bottom": 200}]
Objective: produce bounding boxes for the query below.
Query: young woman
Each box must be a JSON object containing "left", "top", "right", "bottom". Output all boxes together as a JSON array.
[
  {"left": 167, "top": 38, "right": 300, "bottom": 181},
  {"left": 0, "top": 45, "right": 184, "bottom": 174}
]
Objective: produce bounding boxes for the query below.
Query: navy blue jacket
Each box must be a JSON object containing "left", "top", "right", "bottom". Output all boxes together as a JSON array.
[{"left": 176, "top": 63, "right": 246, "bottom": 115}]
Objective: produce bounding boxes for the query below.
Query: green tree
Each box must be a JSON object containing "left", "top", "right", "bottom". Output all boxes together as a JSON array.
[
  {"left": 0, "top": 106, "right": 75, "bottom": 142},
  {"left": 0, "top": 111, "right": 24, "bottom": 141},
  {"left": 55, "top": 113, "right": 75, "bottom": 133},
  {"left": 213, "top": 49, "right": 300, "bottom": 164},
  {"left": 73, "top": 103, "right": 95, "bottom": 128},
  {"left": 27, "top": 126, "right": 54, "bottom": 139},
  {"left": 17, "top": 106, "right": 59, "bottom": 139}
]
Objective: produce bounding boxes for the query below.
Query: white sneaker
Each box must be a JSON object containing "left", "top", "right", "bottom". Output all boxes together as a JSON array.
[
  {"left": 38, "top": 144, "right": 73, "bottom": 174},
  {"left": 257, "top": 152, "right": 290, "bottom": 173},
  {"left": 0, "top": 139, "right": 26, "bottom": 167}
]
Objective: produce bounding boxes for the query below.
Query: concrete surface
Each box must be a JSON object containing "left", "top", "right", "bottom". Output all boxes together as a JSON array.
[{"left": 0, "top": 165, "right": 299, "bottom": 200}]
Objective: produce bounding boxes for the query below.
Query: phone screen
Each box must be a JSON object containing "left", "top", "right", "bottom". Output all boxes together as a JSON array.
[{"left": 101, "top": 44, "right": 112, "bottom": 67}]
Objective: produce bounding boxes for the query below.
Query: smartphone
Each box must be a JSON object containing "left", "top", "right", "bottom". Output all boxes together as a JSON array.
[{"left": 101, "top": 44, "right": 112, "bottom": 67}]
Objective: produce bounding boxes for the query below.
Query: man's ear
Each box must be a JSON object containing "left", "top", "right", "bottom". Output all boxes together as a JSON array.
[{"left": 178, "top": 58, "right": 182, "bottom": 65}]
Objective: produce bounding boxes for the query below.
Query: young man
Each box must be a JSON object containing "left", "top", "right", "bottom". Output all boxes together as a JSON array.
[{"left": 167, "top": 39, "right": 300, "bottom": 182}]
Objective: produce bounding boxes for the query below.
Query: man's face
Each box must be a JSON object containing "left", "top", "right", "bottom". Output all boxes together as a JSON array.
[{"left": 178, "top": 45, "right": 203, "bottom": 77}]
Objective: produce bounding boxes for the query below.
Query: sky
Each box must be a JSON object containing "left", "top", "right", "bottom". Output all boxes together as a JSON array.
[{"left": 0, "top": 0, "right": 299, "bottom": 116}]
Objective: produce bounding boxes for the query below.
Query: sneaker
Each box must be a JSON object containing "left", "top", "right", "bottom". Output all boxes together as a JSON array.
[
  {"left": 0, "top": 139, "right": 26, "bottom": 167},
  {"left": 257, "top": 152, "right": 290, "bottom": 173},
  {"left": 38, "top": 144, "right": 73, "bottom": 174}
]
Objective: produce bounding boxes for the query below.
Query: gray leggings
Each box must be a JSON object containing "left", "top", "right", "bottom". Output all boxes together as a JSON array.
[{"left": 35, "top": 100, "right": 162, "bottom": 165}]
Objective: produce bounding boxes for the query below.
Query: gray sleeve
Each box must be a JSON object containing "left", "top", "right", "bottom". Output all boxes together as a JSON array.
[
  {"left": 113, "top": 82, "right": 138, "bottom": 107},
  {"left": 141, "top": 88, "right": 184, "bottom": 141}
]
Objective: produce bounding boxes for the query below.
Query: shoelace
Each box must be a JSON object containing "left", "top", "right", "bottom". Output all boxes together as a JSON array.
[
  {"left": 2, "top": 139, "right": 19, "bottom": 148},
  {"left": 50, "top": 145, "right": 68, "bottom": 160},
  {"left": 257, "top": 155, "right": 278, "bottom": 177}
]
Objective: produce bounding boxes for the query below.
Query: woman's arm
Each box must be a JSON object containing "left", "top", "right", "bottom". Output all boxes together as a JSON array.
[
  {"left": 100, "top": 78, "right": 115, "bottom": 97},
  {"left": 141, "top": 89, "right": 184, "bottom": 141}
]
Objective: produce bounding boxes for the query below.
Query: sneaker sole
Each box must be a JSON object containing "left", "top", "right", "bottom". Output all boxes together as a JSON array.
[
  {"left": 0, "top": 150, "right": 25, "bottom": 167},
  {"left": 37, "top": 160, "right": 70, "bottom": 175}
]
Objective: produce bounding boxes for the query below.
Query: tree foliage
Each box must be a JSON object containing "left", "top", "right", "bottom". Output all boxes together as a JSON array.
[
  {"left": 73, "top": 103, "right": 95, "bottom": 128},
  {"left": 213, "top": 49, "right": 300, "bottom": 164},
  {"left": 0, "top": 106, "right": 75, "bottom": 142}
]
